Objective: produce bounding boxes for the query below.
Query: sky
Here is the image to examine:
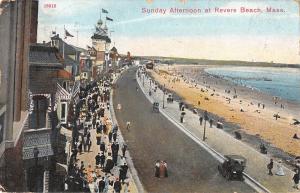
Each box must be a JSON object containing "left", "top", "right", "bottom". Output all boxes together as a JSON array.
[{"left": 38, "top": 0, "right": 300, "bottom": 64}]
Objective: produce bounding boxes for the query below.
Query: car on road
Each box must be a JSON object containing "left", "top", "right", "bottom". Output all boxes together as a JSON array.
[
  {"left": 153, "top": 102, "right": 159, "bottom": 113},
  {"left": 218, "top": 155, "right": 246, "bottom": 181}
]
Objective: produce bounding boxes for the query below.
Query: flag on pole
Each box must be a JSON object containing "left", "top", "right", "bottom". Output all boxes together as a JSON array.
[
  {"left": 102, "top": 8, "right": 108, "bottom": 14},
  {"left": 106, "top": 16, "right": 113, "bottom": 21},
  {"left": 64, "top": 29, "right": 74, "bottom": 39},
  {"left": 52, "top": 31, "right": 56, "bottom": 35}
]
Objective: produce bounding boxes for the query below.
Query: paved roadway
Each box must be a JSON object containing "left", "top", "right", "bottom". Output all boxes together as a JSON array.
[{"left": 113, "top": 67, "right": 255, "bottom": 193}]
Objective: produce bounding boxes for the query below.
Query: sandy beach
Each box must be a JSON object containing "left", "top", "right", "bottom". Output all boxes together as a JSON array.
[{"left": 148, "top": 64, "right": 300, "bottom": 157}]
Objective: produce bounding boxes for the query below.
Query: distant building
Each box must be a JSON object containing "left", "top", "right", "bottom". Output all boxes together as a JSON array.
[
  {"left": 109, "top": 46, "right": 119, "bottom": 71},
  {"left": 0, "top": 0, "right": 38, "bottom": 190},
  {"left": 89, "top": 18, "right": 111, "bottom": 78},
  {"left": 49, "top": 34, "right": 86, "bottom": 77}
]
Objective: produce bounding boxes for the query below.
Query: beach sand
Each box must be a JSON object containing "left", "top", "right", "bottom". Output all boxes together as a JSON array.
[{"left": 149, "top": 65, "right": 300, "bottom": 157}]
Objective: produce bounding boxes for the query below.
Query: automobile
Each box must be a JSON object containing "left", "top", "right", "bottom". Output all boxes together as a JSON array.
[
  {"left": 218, "top": 155, "right": 246, "bottom": 181},
  {"left": 153, "top": 102, "right": 159, "bottom": 113}
]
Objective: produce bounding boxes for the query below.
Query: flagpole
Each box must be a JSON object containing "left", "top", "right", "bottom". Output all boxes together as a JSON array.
[{"left": 63, "top": 25, "right": 65, "bottom": 59}]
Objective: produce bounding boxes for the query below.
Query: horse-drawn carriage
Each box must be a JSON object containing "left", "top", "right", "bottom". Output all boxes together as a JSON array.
[{"left": 218, "top": 155, "right": 246, "bottom": 181}]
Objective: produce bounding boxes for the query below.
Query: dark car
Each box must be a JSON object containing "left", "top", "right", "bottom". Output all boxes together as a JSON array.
[{"left": 218, "top": 155, "right": 246, "bottom": 181}]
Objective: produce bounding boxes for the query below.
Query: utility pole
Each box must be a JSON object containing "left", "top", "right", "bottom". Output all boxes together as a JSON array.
[
  {"left": 203, "top": 110, "right": 209, "bottom": 141},
  {"left": 162, "top": 84, "right": 165, "bottom": 109}
]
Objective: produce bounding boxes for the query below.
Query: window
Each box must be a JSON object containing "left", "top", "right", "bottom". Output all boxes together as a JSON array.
[
  {"left": 30, "top": 96, "right": 47, "bottom": 129},
  {"left": 60, "top": 102, "right": 67, "bottom": 124}
]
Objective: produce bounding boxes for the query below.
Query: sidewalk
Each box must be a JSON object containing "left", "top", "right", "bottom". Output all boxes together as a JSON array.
[
  {"left": 138, "top": 70, "right": 299, "bottom": 193},
  {"left": 75, "top": 72, "right": 138, "bottom": 193}
]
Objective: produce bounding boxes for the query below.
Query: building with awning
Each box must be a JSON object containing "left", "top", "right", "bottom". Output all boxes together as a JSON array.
[
  {"left": 0, "top": 0, "right": 38, "bottom": 191},
  {"left": 22, "top": 43, "right": 70, "bottom": 192}
]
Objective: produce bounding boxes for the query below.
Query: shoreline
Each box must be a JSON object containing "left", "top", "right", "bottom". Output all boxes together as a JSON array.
[{"left": 148, "top": 64, "right": 300, "bottom": 161}]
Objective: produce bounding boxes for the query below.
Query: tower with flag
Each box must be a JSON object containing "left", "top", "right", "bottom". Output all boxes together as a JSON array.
[{"left": 89, "top": 8, "right": 113, "bottom": 78}]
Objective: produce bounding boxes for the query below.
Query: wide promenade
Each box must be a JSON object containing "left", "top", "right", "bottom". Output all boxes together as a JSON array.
[{"left": 113, "top": 67, "right": 254, "bottom": 193}]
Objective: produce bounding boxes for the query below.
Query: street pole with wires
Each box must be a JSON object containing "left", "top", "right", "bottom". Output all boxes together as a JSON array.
[
  {"left": 203, "top": 110, "right": 209, "bottom": 141},
  {"left": 163, "top": 84, "right": 165, "bottom": 109}
]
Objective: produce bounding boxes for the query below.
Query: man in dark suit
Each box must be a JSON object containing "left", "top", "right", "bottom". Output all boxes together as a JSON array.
[
  {"left": 98, "top": 177, "right": 105, "bottom": 193},
  {"left": 95, "top": 153, "right": 101, "bottom": 166},
  {"left": 113, "top": 178, "right": 122, "bottom": 193},
  {"left": 267, "top": 159, "right": 273, "bottom": 175}
]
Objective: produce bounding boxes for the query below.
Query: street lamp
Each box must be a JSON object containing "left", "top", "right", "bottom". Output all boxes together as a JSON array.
[
  {"left": 203, "top": 110, "right": 209, "bottom": 141},
  {"left": 162, "top": 84, "right": 165, "bottom": 109},
  {"left": 143, "top": 74, "right": 145, "bottom": 86}
]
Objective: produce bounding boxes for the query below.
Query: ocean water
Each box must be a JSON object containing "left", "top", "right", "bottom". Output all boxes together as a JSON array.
[{"left": 205, "top": 66, "right": 300, "bottom": 103}]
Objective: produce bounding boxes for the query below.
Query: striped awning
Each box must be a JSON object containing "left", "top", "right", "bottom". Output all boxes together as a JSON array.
[
  {"left": 71, "top": 81, "right": 80, "bottom": 98},
  {"left": 56, "top": 83, "right": 71, "bottom": 101}
]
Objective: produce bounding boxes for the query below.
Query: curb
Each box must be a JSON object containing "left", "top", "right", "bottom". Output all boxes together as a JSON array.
[
  {"left": 109, "top": 68, "right": 146, "bottom": 193},
  {"left": 136, "top": 69, "right": 271, "bottom": 193}
]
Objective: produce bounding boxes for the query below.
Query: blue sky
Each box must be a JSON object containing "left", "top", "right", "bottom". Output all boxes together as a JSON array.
[{"left": 38, "top": 0, "right": 300, "bottom": 64}]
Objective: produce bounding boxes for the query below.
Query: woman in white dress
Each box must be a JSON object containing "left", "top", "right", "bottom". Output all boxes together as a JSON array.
[{"left": 275, "top": 160, "right": 285, "bottom": 176}]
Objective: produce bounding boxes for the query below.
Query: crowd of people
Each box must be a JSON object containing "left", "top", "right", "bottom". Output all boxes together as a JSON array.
[{"left": 65, "top": 76, "right": 131, "bottom": 193}]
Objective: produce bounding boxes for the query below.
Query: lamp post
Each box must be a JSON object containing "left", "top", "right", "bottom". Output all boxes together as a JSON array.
[
  {"left": 143, "top": 74, "right": 145, "bottom": 86},
  {"left": 203, "top": 110, "right": 209, "bottom": 141},
  {"left": 162, "top": 84, "right": 165, "bottom": 109}
]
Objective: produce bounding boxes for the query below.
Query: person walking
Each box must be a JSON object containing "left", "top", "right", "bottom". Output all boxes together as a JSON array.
[
  {"left": 87, "top": 140, "right": 92, "bottom": 152},
  {"left": 95, "top": 153, "right": 101, "bottom": 166},
  {"left": 96, "top": 132, "right": 101, "bottom": 145},
  {"left": 293, "top": 169, "right": 299, "bottom": 189},
  {"left": 267, "top": 159, "right": 274, "bottom": 175},
  {"left": 155, "top": 160, "right": 160, "bottom": 178},
  {"left": 126, "top": 121, "right": 131, "bottom": 131},
  {"left": 100, "top": 153, "right": 106, "bottom": 168},
  {"left": 121, "top": 163, "right": 129, "bottom": 183},
  {"left": 123, "top": 179, "right": 130, "bottom": 193},
  {"left": 113, "top": 178, "right": 122, "bottom": 193},
  {"left": 100, "top": 142, "right": 106, "bottom": 152},
  {"left": 199, "top": 116, "right": 203, "bottom": 125},
  {"left": 209, "top": 119, "right": 213, "bottom": 128},
  {"left": 98, "top": 177, "right": 105, "bottom": 193},
  {"left": 112, "top": 132, "right": 117, "bottom": 142},
  {"left": 275, "top": 160, "right": 285, "bottom": 176},
  {"left": 78, "top": 141, "right": 83, "bottom": 154},
  {"left": 108, "top": 131, "right": 113, "bottom": 143},
  {"left": 122, "top": 143, "right": 127, "bottom": 157}
]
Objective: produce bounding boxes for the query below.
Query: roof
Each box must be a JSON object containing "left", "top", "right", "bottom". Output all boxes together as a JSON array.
[
  {"left": 91, "top": 34, "right": 111, "bottom": 43},
  {"left": 50, "top": 34, "right": 86, "bottom": 55},
  {"left": 110, "top": 46, "right": 118, "bottom": 53},
  {"left": 22, "top": 128, "right": 54, "bottom": 160},
  {"left": 29, "top": 44, "right": 63, "bottom": 67}
]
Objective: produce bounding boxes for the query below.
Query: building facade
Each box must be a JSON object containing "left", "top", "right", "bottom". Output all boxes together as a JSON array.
[{"left": 0, "top": 0, "right": 38, "bottom": 190}]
